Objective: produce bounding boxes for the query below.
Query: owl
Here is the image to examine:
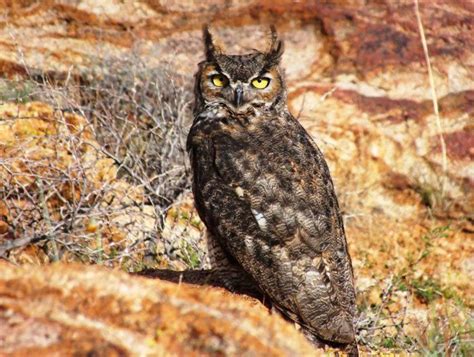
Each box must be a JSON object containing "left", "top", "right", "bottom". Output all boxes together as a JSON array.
[{"left": 187, "top": 26, "right": 357, "bottom": 353}]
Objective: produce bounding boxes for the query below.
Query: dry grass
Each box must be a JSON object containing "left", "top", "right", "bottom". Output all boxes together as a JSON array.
[
  {"left": 414, "top": 0, "right": 448, "bottom": 190},
  {"left": 355, "top": 224, "right": 473, "bottom": 355},
  {"left": 0, "top": 55, "right": 207, "bottom": 271}
]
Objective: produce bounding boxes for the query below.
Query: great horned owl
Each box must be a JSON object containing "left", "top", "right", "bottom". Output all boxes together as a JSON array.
[{"left": 187, "top": 26, "right": 357, "bottom": 352}]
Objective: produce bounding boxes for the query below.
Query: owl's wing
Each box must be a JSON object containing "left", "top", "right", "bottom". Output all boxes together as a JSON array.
[{"left": 188, "top": 113, "right": 356, "bottom": 344}]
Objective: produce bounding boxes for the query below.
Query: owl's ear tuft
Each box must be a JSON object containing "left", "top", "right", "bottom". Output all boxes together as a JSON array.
[
  {"left": 265, "top": 25, "right": 284, "bottom": 66},
  {"left": 203, "top": 25, "right": 221, "bottom": 61}
]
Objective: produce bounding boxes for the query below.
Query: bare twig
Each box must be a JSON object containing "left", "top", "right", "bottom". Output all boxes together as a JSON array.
[
  {"left": 0, "top": 53, "right": 200, "bottom": 270},
  {"left": 37, "top": 178, "right": 59, "bottom": 261},
  {"left": 0, "top": 234, "right": 45, "bottom": 257}
]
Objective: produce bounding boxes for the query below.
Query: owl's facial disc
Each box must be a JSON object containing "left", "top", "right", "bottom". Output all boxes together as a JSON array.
[
  {"left": 195, "top": 26, "right": 285, "bottom": 114},
  {"left": 202, "top": 64, "right": 281, "bottom": 112}
]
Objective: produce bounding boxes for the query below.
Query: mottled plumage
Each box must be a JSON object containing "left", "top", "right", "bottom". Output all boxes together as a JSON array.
[{"left": 187, "top": 26, "right": 357, "bottom": 352}]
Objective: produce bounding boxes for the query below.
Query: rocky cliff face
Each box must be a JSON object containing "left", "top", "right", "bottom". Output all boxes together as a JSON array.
[
  {"left": 0, "top": 0, "right": 472, "bottom": 355},
  {"left": 1, "top": 1, "right": 471, "bottom": 213}
]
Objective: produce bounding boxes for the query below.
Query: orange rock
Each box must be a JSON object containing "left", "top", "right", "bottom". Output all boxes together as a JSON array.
[{"left": 0, "top": 262, "right": 319, "bottom": 356}]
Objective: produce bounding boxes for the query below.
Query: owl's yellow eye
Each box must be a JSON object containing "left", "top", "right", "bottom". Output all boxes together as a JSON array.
[
  {"left": 211, "top": 74, "right": 228, "bottom": 87},
  {"left": 251, "top": 77, "right": 270, "bottom": 89}
]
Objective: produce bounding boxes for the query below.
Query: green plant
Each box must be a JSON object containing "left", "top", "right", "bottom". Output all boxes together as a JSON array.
[
  {"left": 356, "top": 225, "right": 455, "bottom": 353},
  {"left": 0, "top": 79, "right": 36, "bottom": 103},
  {"left": 411, "top": 277, "right": 443, "bottom": 304},
  {"left": 179, "top": 240, "right": 201, "bottom": 269},
  {"left": 419, "top": 306, "right": 474, "bottom": 356}
]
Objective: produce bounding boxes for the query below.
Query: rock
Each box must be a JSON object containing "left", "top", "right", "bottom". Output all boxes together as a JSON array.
[
  {"left": 0, "top": 0, "right": 473, "bottom": 353},
  {"left": 0, "top": 261, "right": 318, "bottom": 356},
  {"left": 1, "top": 1, "right": 471, "bottom": 216}
]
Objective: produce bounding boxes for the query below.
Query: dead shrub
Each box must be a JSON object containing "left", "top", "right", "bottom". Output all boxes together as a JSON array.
[{"left": 0, "top": 55, "right": 207, "bottom": 270}]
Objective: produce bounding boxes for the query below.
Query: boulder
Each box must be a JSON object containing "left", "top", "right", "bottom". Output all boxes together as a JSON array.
[{"left": 0, "top": 261, "right": 318, "bottom": 356}]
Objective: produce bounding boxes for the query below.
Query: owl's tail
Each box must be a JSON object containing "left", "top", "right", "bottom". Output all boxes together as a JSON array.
[{"left": 301, "top": 328, "right": 359, "bottom": 357}]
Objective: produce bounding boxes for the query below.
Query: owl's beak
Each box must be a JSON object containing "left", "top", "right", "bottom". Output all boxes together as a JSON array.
[{"left": 234, "top": 86, "right": 244, "bottom": 107}]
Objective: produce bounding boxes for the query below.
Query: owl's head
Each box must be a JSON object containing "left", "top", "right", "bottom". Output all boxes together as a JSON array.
[{"left": 194, "top": 26, "right": 286, "bottom": 114}]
